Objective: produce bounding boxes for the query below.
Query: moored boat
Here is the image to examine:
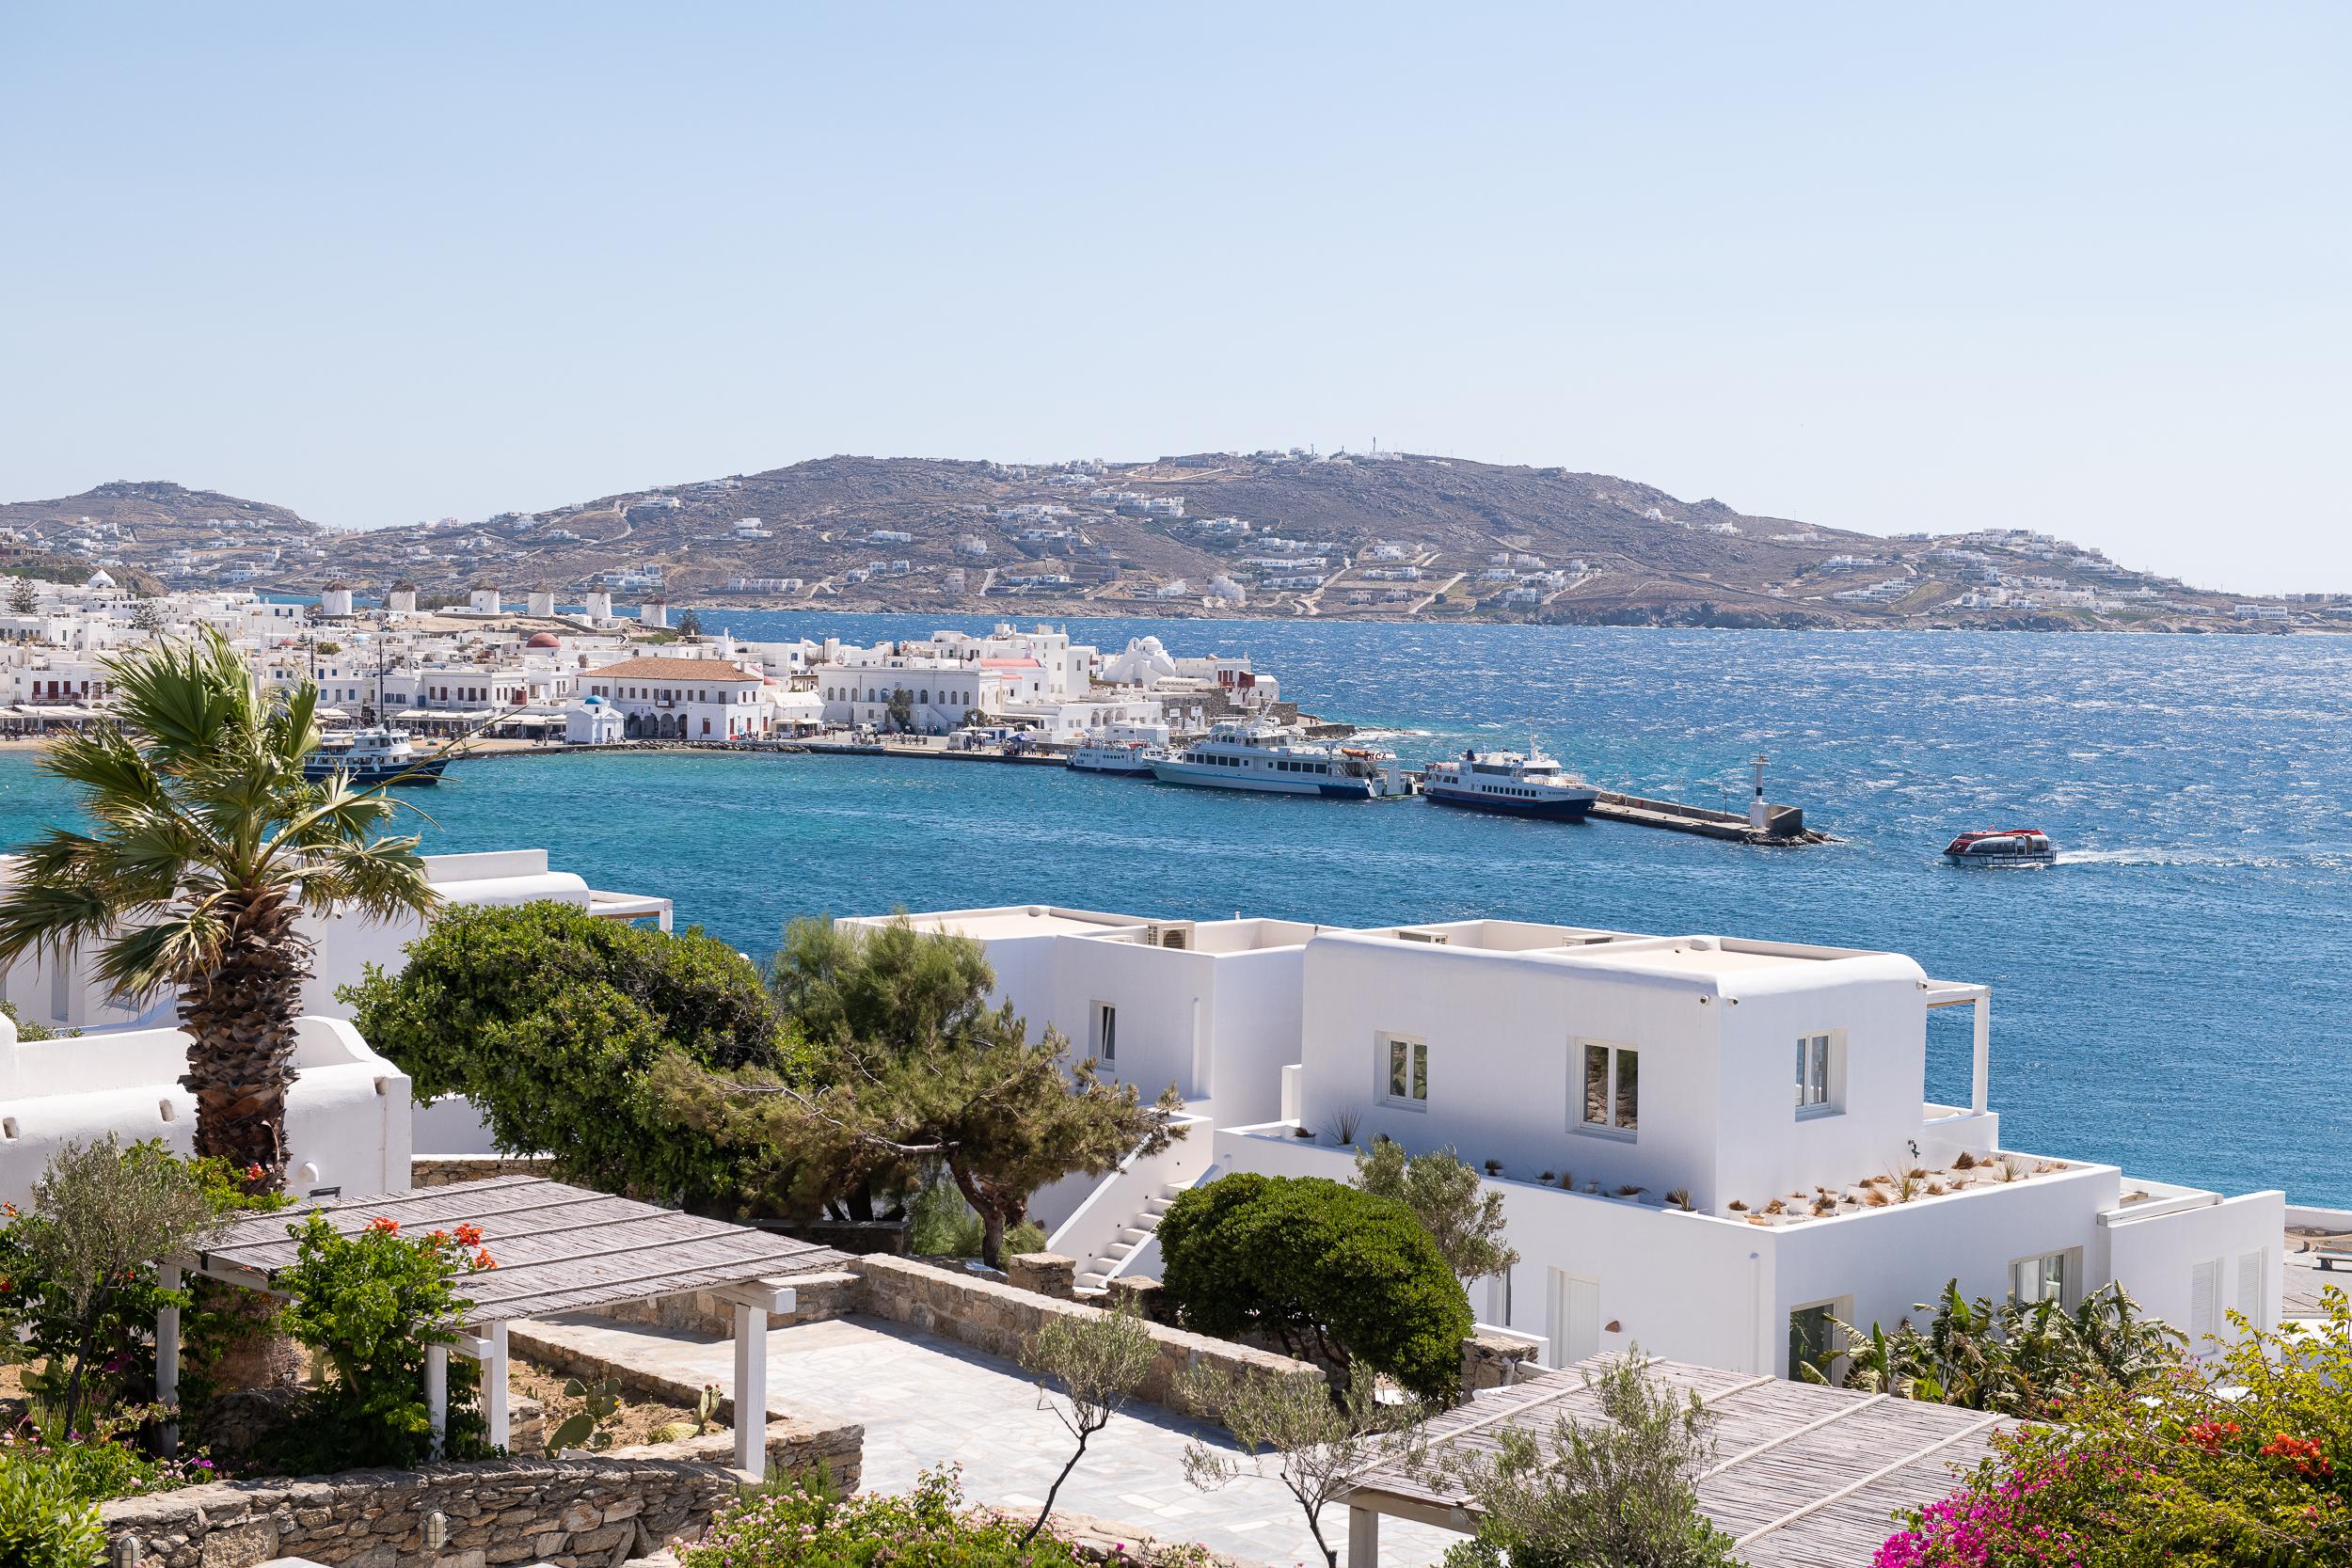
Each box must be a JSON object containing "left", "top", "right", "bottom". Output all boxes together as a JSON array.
[
  {"left": 1942, "top": 827, "right": 2055, "bottom": 864},
  {"left": 1067, "top": 740, "right": 1160, "bottom": 777},
  {"left": 1150, "top": 719, "right": 1415, "bottom": 799},
  {"left": 304, "top": 727, "right": 449, "bottom": 787},
  {"left": 1422, "top": 747, "right": 1597, "bottom": 820}
]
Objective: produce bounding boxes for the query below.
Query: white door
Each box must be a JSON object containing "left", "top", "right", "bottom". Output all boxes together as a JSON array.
[{"left": 1549, "top": 1270, "right": 1600, "bottom": 1368}]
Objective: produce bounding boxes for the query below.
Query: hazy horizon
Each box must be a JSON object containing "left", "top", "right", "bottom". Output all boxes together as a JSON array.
[{"left": 4, "top": 4, "right": 2345, "bottom": 594}]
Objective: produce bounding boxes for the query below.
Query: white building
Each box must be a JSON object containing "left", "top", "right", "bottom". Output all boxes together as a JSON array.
[
  {"left": 851, "top": 904, "right": 2283, "bottom": 1370},
  {"left": 0, "top": 1014, "right": 410, "bottom": 1207},
  {"left": 577, "top": 654, "right": 783, "bottom": 740}
]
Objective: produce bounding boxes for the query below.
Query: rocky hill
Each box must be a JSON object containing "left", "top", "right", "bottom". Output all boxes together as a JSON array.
[{"left": 1, "top": 457, "right": 2331, "bottom": 631}]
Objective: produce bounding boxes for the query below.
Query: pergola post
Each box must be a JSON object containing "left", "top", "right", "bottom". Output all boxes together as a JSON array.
[
  {"left": 1347, "top": 1504, "right": 1380, "bottom": 1568},
  {"left": 485, "top": 1322, "right": 510, "bottom": 1450},
  {"left": 155, "top": 1262, "right": 183, "bottom": 1457},
  {"left": 426, "top": 1343, "right": 449, "bottom": 1459},
  {"left": 732, "top": 1301, "right": 769, "bottom": 1479}
]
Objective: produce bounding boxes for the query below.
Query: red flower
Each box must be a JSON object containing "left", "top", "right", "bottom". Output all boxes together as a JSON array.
[
  {"left": 243, "top": 1164, "right": 264, "bottom": 1183},
  {"left": 2184, "top": 1419, "right": 2241, "bottom": 1452},
  {"left": 426, "top": 1229, "right": 452, "bottom": 1247},
  {"left": 365, "top": 1216, "right": 401, "bottom": 1236},
  {"left": 452, "top": 1222, "right": 485, "bottom": 1247},
  {"left": 472, "top": 1249, "right": 497, "bottom": 1271},
  {"left": 2259, "top": 1433, "right": 2333, "bottom": 1480}
]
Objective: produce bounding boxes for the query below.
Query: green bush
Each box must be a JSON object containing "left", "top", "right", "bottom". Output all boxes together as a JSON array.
[
  {"left": 342, "top": 901, "right": 792, "bottom": 1206},
  {"left": 0, "top": 1451, "right": 107, "bottom": 1568},
  {"left": 685, "top": 1465, "right": 1098, "bottom": 1568},
  {"left": 1156, "top": 1172, "right": 1473, "bottom": 1403},
  {"left": 1879, "top": 1286, "right": 2352, "bottom": 1566},
  {"left": 257, "top": 1212, "right": 494, "bottom": 1472}
]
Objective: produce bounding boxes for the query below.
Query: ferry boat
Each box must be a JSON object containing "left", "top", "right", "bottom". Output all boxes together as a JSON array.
[
  {"left": 303, "top": 727, "right": 448, "bottom": 788},
  {"left": 1942, "top": 827, "right": 2055, "bottom": 865},
  {"left": 1149, "top": 719, "right": 1416, "bottom": 799},
  {"left": 1422, "top": 748, "right": 1598, "bottom": 821},
  {"left": 1067, "top": 739, "right": 1161, "bottom": 778}
]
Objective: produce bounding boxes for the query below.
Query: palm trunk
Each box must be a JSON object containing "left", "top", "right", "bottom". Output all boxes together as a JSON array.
[{"left": 178, "top": 901, "right": 310, "bottom": 1192}]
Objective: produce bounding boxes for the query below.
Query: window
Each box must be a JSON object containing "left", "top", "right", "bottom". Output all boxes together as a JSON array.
[
  {"left": 1092, "top": 1002, "right": 1117, "bottom": 1065},
  {"left": 1795, "top": 1033, "right": 1835, "bottom": 1114},
  {"left": 2009, "top": 1251, "right": 2068, "bottom": 1306},
  {"left": 1578, "top": 1041, "right": 1639, "bottom": 1134},
  {"left": 1380, "top": 1033, "right": 1427, "bottom": 1106}
]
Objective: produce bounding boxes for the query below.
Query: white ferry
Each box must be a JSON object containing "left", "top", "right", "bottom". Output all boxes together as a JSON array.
[
  {"left": 1942, "top": 827, "right": 2056, "bottom": 865},
  {"left": 1149, "top": 719, "right": 1416, "bottom": 799},
  {"left": 1422, "top": 748, "right": 1598, "bottom": 821},
  {"left": 303, "top": 727, "right": 448, "bottom": 787},
  {"left": 1067, "top": 739, "right": 1161, "bottom": 778}
]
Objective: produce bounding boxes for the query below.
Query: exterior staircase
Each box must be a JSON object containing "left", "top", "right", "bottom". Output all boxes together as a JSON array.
[{"left": 1074, "top": 1183, "right": 1184, "bottom": 1292}]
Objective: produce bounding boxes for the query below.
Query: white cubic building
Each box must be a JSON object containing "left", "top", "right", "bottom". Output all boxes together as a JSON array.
[{"left": 849, "top": 903, "right": 2284, "bottom": 1375}]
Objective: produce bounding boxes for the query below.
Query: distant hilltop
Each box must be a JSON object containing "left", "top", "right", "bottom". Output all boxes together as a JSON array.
[{"left": 1, "top": 458, "right": 2340, "bottom": 632}]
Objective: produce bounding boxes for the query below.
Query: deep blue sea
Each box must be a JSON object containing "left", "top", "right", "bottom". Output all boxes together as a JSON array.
[{"left": 6, "top": 615, "right": 2347, "bottom": 1204}]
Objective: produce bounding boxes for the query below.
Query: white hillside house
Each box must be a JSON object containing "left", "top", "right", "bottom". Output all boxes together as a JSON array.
[{"left": 850, "top": 904, "right": 2284, "bottom": 1374}]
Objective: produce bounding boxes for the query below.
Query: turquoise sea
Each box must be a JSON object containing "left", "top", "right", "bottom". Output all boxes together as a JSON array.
[{"left": 4, "top": 615, "right": 2347, "bottom": 1205}]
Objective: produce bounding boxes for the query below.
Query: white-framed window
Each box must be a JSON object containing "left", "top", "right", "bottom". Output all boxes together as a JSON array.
[
  {"left": 1576, "top": 1039, "right": 1639, "bottom": 1136},
  {"left": 1091, "top": 1001, "right": 1117, "bottom": 1066},
  {"left": 1379, "top": 1032, "right": 1428, "bottom": 1107},
  {"left": 2008, "top": 1249, "right": 2073, "bottom": 1307},
  {"left": 1795, "top": 1032, "right": 1840, "bottom": 1117}
]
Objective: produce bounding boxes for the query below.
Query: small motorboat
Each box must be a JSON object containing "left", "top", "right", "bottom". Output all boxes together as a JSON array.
[{"left": 1942, "top": 828, "right": 2055, "bottom": 865}]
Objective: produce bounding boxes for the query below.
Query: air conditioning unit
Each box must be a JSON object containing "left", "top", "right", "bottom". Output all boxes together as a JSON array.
[
  {"left": 1159, "top": 926, "right": 1189, "bottom": 950},
  {"left": 1397, "top": 929, "right": 1448, "bottom": 944}
]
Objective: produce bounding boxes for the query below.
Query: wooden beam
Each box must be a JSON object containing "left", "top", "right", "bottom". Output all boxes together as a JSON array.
[
  {"left": 711, "top": 1282, "right": 799, "bottom": 1316},
  {"left": 732, "top": 1302, "right": 769, "bottom": 1480}
]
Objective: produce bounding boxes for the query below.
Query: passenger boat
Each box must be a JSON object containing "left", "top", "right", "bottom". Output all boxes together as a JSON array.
[
  {"left": 1150, "top": 719, "right": 1416, "bottom": 799},
  {"left": 1067, "top": 740, "right": 1161, "bottom": 777},
  {"left": 1942, "top": 828, "right": 2056, "bottom": 865},
  {"left": 303, "top": 727, "right": 448, "bottom": 787},
  {"left": 1422, "top": 748, "right": 1598, "bottom": 820}
]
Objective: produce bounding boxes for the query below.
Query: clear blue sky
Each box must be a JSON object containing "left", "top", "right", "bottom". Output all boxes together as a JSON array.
[{"left": 3, "top": 4, "right": 2344, "bottom": 593}]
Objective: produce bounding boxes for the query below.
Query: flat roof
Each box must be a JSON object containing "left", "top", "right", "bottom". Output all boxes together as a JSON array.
[{"left": 862, "top": 905, "right": 1154, "bottom": 942}]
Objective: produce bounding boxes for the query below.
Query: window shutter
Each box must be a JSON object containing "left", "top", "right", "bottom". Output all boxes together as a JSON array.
[
  {"left": 2190, "top": 1259, "right": 2219, "bottom": 1342},
  {"left": 2236, "top": 1250, "right": 2265, "bottom": 1325}
]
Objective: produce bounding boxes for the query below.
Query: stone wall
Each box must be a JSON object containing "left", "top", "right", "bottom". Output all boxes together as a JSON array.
[
  {"left": 103, "top": 1445, "right": 753, "bottom": 1568},
  {"left": 412, "top": 1154, "right": 556, "bottom": 1189},
  {"left": 582, "top": 1269, "right": 861, "bottom": 1338},
  {"left": 855, "top": 1255, "right": 1320, "bottom": 1421}
]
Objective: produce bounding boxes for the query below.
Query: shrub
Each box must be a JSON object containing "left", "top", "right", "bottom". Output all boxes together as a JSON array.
[
  {"left": 258, "top": 1212, "right": 495, "bottom": 1471},
  {"left": 684, "top": 1465, "right": 1095, "bottom": 1568},
  {"left": 342, "top": 901, "right": 789, "bottom": 1206},
  {"left": 1438, "top": 1351, "right": 1739, "bottom": 1568},
  {"left": 1156, "top": 1172, "right": 1473, "bottom": 1403},
  {"left": 0, "top": 1449, "right": 106, "bottom": 1568},
  {"left": 1878, "top": 1287, "right": 2352, "bottom": 1566}
]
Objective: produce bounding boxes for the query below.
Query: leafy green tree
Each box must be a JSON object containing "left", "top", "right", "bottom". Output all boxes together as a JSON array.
[
  {"left": 1156, "top": 1172, "right": 1473, "bottom": 1403},
  {"left": 1436, "top": 1351, "right": 1740, "bottom": 1568},
  {"left": 343, "top": 901, "right": 790, "bottom": 1206},
  {"left": 1018, "top": 1304, "right": 1157, "bottom": 1541},
  {"left": 665, "top": 914, "right": 1183, "bottom": 1266},
  {"left": 1352, "top": 1137, "right": 1519, "bottom": 1283},
  {"left": 885, "top": 688, "right": 914, "bottom": 733},
  {"left": 1180, "top": 1364, "right": 1427, "bottom": 1568},
  {"left": 7, "top": 1137, "right": 223, "bottom": 1435},
  {"left": 0, "top": 629, "right": 436, "bottom": 1185},
  {"left": 676, "top": 608, "right": 704, "bottom": 638},
  {"left": 6, "top": 575, "right": 36, "bottom": 615}
]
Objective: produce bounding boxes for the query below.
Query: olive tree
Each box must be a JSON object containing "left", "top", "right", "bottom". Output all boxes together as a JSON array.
[
  {"left": 1352, "top": 1137, "right": 1519, "bottom": 1283},
  {"left": 1179, "top": 1365, "right": 1426, "bottom": 1568},
  {"left": 1018, "top": 1304, "right": 1157, "bottom": 1541}
]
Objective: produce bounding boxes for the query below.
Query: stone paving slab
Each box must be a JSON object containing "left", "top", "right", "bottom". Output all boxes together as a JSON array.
[{"left": 526, "top": 1312, "right": 1461, "bottom": 1567}]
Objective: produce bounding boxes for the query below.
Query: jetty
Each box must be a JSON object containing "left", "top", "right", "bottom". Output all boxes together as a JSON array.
[{"left": 1588, "top": 755, "right": 1830, "bottom": 847}]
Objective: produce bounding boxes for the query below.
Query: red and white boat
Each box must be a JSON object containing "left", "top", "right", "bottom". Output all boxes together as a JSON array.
[{"left": 1942, "top": 828, "right": 2057, "bottom": 865}]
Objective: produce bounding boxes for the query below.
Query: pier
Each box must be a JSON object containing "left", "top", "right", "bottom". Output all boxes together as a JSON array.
[{"left": 1587, "top": 788, "right": 1825, "bottom": 846}]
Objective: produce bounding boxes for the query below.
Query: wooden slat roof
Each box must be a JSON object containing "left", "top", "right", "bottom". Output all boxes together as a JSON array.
[
  {"left": 1344, "top": 1357, "right": 2003, "bottom": 1568},
  {"left": 196, "top": 1175, "right": 850, "bottom": 1326}
]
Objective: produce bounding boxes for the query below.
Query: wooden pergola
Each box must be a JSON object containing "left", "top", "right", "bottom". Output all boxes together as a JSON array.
[
  {"left": 1340, "top": 1357, "right": 2006, "bottom": 1568},
  {"left": 162, "top": 1176, "right": 850, "bottom": 1478}
]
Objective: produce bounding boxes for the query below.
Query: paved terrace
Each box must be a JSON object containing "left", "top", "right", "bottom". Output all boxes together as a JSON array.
[{"left": 525, "top": 1312, "right": 1465, "bottom": 1567}]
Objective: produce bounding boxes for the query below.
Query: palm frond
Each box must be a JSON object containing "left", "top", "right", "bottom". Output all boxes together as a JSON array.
[
  {"left": 100, "top": 629, "right": 252, "bottom": 767},
  {"left": 294, "top": 836, "right": 437, "bottom": 924},
  {"left": 92, "top": 908, "right": 234, "bottom": 999},
  {"left": 0, "top": 874, "right": 119, "bottom": 968},
  {"left": 35, "top": 727, "right": 167, "bottom": 820}
]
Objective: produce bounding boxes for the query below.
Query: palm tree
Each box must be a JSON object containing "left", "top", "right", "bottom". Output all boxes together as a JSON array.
[{"left": 0, "top": 630, "right": 437, "bottom": 1189}]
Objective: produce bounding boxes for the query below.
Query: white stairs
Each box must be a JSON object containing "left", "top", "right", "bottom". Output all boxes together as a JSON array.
[{"left": 1074, "top": 1184, "right": 1183, "bottom": 1292}]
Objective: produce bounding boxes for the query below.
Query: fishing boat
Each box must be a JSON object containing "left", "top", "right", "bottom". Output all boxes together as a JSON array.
[
  {"left": 1150, "top": 719, "right": 1416, "bottom": 799},
  {"left": 1942, "top": 828, "right": 2055, "bottom": 865},
  {"left": 1422, "top": 747, "right": 1598, "bottom": 820},
  {"left": 1067, "top": 739, "right": 1161, "bottom": 777},
  {"left": 303, "top": 727, "right": 448, "bottom": 787}
]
